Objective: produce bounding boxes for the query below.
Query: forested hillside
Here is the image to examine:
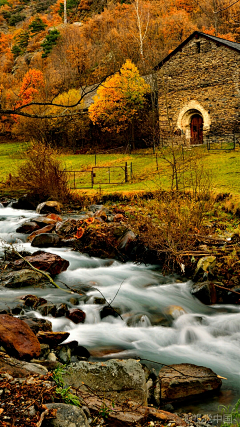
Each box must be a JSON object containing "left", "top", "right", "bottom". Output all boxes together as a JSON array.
[{"left": 1, "top": 0, "right": 240, "bottom": 148}]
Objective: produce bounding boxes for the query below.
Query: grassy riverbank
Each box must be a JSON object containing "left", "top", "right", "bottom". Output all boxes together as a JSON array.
[{"left": 0, "top": 141, "right": 240, "bottom": 196}]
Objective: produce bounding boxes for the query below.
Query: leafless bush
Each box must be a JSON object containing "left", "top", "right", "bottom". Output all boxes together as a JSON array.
[{"left": 14, "top": 141, "right": 71, "bottom": 201}]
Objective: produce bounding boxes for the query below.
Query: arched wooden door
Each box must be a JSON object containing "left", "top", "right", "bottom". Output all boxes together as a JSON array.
[{"left": 190, "top": 114, "right": 203, "bottom": 144}]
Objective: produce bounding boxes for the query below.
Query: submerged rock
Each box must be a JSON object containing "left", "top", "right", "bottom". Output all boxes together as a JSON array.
[
  {"left": 100, "top": 305, "right": 121, "bottom": 319},
  {"left": 163, "top": 305, "right": 186, "bottom": 321}
]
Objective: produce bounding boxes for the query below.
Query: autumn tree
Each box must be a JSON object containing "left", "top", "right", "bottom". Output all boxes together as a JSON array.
[{"left": 89, "top": 59, "right": 150, "bottom": 150}]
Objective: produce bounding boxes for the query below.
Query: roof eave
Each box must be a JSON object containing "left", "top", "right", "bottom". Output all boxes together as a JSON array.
[{"left": 154, "top": 30, "right": 240, "bottom": 71}]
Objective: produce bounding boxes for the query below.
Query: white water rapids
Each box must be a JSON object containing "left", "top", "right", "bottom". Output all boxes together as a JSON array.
[{"left": 0, "top": 205, "right": 240, "bottom": 412}]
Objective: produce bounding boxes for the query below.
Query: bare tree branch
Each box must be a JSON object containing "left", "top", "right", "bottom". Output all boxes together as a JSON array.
[
  {"left": 0, "top": 73, "right": 113, "bottom": 119},
  {"left": 214, "top": 0, "right": 240, "bottom": 13}
]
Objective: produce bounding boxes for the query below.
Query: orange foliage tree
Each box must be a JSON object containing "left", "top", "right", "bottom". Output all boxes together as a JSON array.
[
  {"left": 16, "top": 68, "right": 44, "bottom": 108},
  {"left": 89, "top": 59, "right": 150, "bottom": 148}
]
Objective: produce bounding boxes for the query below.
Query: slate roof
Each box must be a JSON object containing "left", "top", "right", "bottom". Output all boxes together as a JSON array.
[{"left": 155, "top": 31, "right": 240, "bottom": 70}]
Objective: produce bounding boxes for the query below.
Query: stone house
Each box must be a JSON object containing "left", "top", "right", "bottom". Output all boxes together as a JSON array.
[{"left": 155, "top": 31, "right": 240, "bottom": 145}]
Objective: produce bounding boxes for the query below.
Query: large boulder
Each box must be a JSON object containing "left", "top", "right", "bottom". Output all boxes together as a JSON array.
[
  {"left": 62, "top": 359, "right": 148, "bottom": 406},
  {"left": 36, "top": 201, "right": 62, "bottom": 214},
  {"left": 0, "top": 314, "right": 41, "bottom": 360},
  {"left": 155, "top": 363, "right": 222, "bottom": 403},
  {"left": 13, "top": 250, "right": 69, "bottom": 275},
  {"left": 43, "top": 403, "right": 89, "bottom": 427},
  {"left": 11, "top": 194, "right": 39, "bottom": 210}
]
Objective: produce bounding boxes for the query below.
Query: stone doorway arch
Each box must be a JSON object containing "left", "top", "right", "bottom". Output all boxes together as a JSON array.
[{"left": 176, "top": 100, "right": 211, "bottom": 144}]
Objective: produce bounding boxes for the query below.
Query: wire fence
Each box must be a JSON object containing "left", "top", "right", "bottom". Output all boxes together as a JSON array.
[{"left": 64, "top": 138, "right": 239, "bottom": 189}]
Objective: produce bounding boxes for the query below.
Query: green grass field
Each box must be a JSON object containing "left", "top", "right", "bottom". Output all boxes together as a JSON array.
[{"left": 0, "top": 141, "right": 240, "bottom": 196}]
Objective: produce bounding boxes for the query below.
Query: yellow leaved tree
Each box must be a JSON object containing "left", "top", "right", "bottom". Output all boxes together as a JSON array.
[{"left": 89, "top": 59, "right": 150, "bottom": 149}]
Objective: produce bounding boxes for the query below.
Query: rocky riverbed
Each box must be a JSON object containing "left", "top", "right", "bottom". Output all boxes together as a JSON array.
[{"left": 0, "top": 196, "right": 240, "bottom": 427}]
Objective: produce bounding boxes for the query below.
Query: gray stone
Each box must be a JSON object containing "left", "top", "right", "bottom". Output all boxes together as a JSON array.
[
  {"left": 31, "top": 233, "right": 60, "bottom": 248},
  {"left": 56, "top": 345, "right": 71, "bottom": 364},
  {"left": 16, "top": 221, "right": 40, "bottom": 234},
  {"left": 42, "top": 403, "right": 89, "bottom": 427},
  {"left": 0, "top": 353, "right": 48, "bottom": 378},
  {"left": 62, "top": 359, "right": 147, "bottom": 406},
  {"left": 1, "top": 269, "right": 45, "bottom": 288}
]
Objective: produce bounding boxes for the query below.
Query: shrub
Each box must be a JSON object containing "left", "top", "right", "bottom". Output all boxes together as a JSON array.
[
  {"left": 15, "top": 141, "right": 71, "bottom": 202},
  {"left": 128, "top": 191, "right": 215, "bottom": 273},
  {"left": 8, "top": 13, "right": 26, "bottom": 26}
]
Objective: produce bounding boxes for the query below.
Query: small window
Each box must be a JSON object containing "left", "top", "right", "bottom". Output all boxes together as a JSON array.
[{"left": 196, "top": 41, "right": 201, "bottom": 53}]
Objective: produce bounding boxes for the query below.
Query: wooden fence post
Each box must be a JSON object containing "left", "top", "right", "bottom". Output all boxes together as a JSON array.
[{"left": 125, "top": 162, "right": 128, "bottom": 182}]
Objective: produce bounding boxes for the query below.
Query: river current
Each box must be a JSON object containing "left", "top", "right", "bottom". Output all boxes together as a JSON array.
[{"left": 0, "top": 205, "right": 240, "bottom": 413}]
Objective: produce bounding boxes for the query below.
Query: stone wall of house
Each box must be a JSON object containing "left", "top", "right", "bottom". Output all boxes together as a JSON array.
[{"left": 156, "top": 35, "right": 240, "bottom": 143}]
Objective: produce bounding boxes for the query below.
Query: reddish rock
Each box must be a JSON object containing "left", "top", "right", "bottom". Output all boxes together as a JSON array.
[
  {"left": 46, "top": 213, "right": 62, "bottom": 222},
  {"left": 27, "top": 224, "right": 56, "bottom": 242},
  {"left": 157, "top": 363, "right": 222, "bottom": 402},
  {"left": 12, "top": 250, "right": 69, "bottom": 275},
  {"left": 37, "top": 331, "right": 70, "bottom": 346},
  {"left": 0, "top": 315, "right": 41, "bottom": 360},
  {"left": 67, "top": 308, "right": 86, "bottom": 324}
]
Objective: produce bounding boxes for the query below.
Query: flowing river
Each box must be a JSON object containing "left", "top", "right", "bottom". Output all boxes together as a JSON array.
[{"left": 0, "top": 205, "right": 240, "bottom": 414}]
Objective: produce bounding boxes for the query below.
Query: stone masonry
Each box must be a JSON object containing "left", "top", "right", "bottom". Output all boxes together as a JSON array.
[{"left": 156, "top": 31, "right": 240, "bottom": 144}]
